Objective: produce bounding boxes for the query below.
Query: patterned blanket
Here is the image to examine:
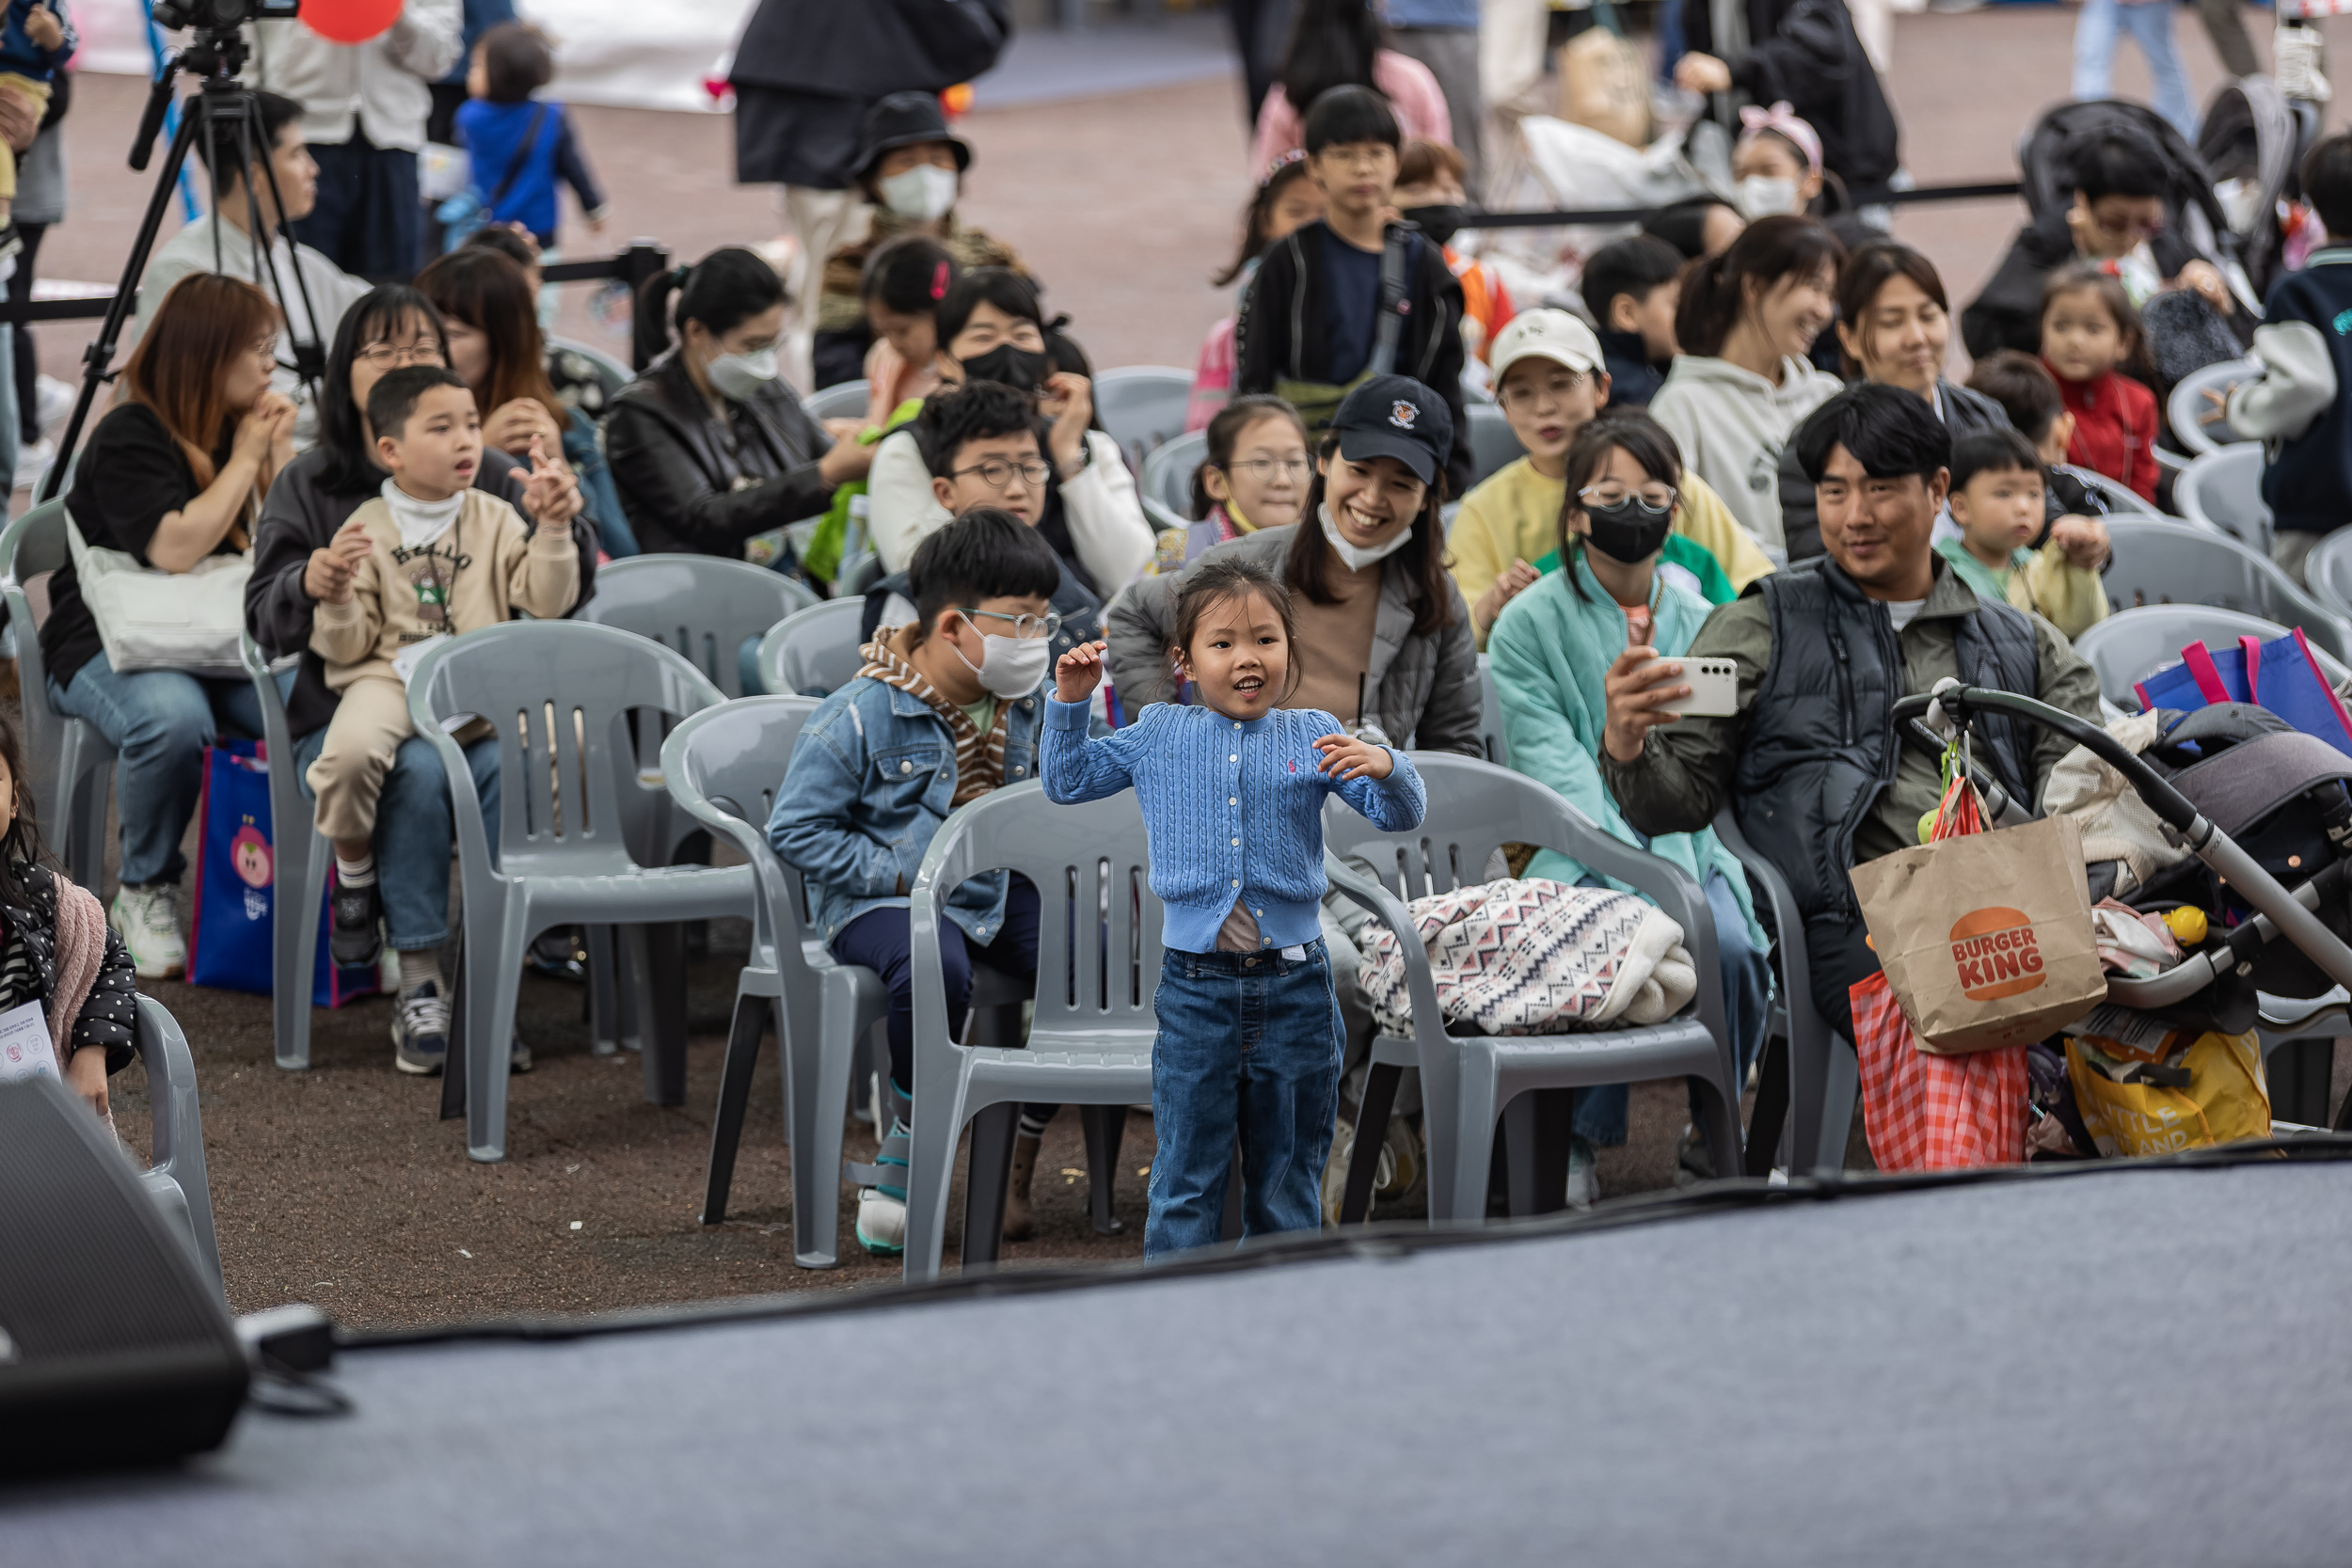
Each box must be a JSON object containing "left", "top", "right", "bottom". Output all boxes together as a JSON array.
[{"left": 1358, "top": 879, "right": 1697, "bottom": 1037}]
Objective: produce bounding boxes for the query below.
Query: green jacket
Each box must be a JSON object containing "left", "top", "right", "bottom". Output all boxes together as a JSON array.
[
  {"left": 1489, "top": 555, "right": 1764, "bottom": 947},
  {"left": 1597, "top": 558, "right": 2105, "bottom": 867}
]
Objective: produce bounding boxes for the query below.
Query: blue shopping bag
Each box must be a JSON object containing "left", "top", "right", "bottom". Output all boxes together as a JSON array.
[
  {"left": 185, "top": 740, "right": 385, "bottom": 1006},
  {"left": 2133, "top": 628, "right": 2352, "bottom": 759}
]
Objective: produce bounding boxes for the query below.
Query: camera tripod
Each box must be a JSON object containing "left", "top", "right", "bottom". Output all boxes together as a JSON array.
[{"left": 40, "top": 24, "right": 326, "bottom": 503}]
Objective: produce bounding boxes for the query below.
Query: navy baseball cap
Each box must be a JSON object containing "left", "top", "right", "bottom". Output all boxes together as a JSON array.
[{"left": 1330, "top": 374, "right": 1452, "bottom": 488}]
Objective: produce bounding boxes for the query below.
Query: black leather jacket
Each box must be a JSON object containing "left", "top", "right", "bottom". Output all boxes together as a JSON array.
[{"left": 604, "top": 349, "right": 836, "bottom": 559}]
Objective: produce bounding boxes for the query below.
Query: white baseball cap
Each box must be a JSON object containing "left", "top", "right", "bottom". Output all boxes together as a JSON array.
[{"left": 1488, "top": 309, "right": 1604, "bottom": 385}]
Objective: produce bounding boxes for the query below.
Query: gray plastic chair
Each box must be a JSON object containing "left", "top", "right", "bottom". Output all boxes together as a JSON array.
[
  {"left": 405, "top": 621, "right": 755, "bottom": 1162},
  {"left": 2302, "top": 528, "right": 2352, "bottom": 624},
  {"left": 902, "top": 780, "right": 1160, "bottom": 1280},
  {"left": 756, "top": 598, "right": 867, "bottom": 698},
  {"left": 840, "top": 550, "right": 885, "bottom": 598},
  {"left": 1475, "top": 654, "right": 1509, "bottom": 767},
  {"left": 1093, "top": 366, "right": 1193, "bottom": 472},
  {"left": 2053, "top": 464, "right": 2158, "bottom": 516},
  {"left": 2174, "top": 444, "right": 2272, "bottom": 553},
  {"left": 803, "top": 379, "right": 871, "bottom": 422},
  {"left": 2102, "top": 516, "right": 2352, "bottom": 663},
  {"left": 663, "top": 697, "right": 886, "bottom": 1267},
  {"left": 547, "top": 336, "right": 632, "bottom": 404},
  {"left": 236, "top": 633, "right": 327, "bottom": 1071},
  {"left": 1323, "top": 753, "right": 1740, "bottom": 1225},
  {"left": 1710, "top": 809, "right": 1852, "bottom": 1178},
  {"left": 0, "top": 499, "right": 114, "bottom": 891},
  {"left": 2166, "top": 356, "right": 2261, "bottom": 455},
  {"left": 2075, "top": 604, "right": 2352, "bottom": 707},
  {"left": 132, "top": 994, "right": 226, "bottom": 1300},
  {"left": 1139, "top": 427, "right": 1207, "bottom": 534},
  {"left": 1467, "top": 403, "right": 1522, "bottom": 488},
  {"left": 577, "top": 552, "right": 819, "bottom": 699}
]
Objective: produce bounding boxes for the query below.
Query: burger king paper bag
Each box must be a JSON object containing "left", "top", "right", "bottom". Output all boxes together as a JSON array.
[{"left": 1848, "top": 813, "right": 2106, "bottom": 1054}]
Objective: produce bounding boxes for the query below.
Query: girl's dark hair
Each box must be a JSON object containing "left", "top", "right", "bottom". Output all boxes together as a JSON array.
[
  {"left": 1171, "top": 555, "right": 1300, "bottom": 701},
  {"left": 633, "top": 245, "right": 787, "bottom": 368},
  {"left": 1214, "top": 156, "right": 1314, "bottom": 288},
  {"left": 460, "top": 222, "right": 537, "bottom": 272},
  {"left": 318, "top": 285, "right": 453, "bottom": 492},
  {"left": 1640, "top": 197, "right": 1739, "bottom": 261},
  {"left": 1289, "top": 432, "right": 1455, "bottom": 636},
  {"left": 1556, "top": 411, "right": 1683, "bottom": 594},
  {"left": 0, "top": 709, "right": 48, "bottom": 906},
  {"left": 1191, "top": 395, "right": 1308, "bottom": 519},
  {"left": 861, "top": 234, "right": 960, "bottom": 315},
  {"left": 2041, "top": 262, "right": 2145, "bottom": 372},
  {"left": 2066, "top": 126, "right": 2170, "bottom": 201},
  {"left": 1674, "top": 214, "right": 1844, "bottom": 358},
  {"left": 935, "top": 267, "right": 1046, "bottom": 351},
  {"left": 1836, "top": 239, "right": 1947, "bottom": 379},
  {"left": 1279, "top": 0, "right": 1384, "bottom": 120},
  {"left": 416, "top": 245, "right": 575, "bottom": 434},
  {"left": 476, "top": 21, "right": 554, "bottom": 103}
]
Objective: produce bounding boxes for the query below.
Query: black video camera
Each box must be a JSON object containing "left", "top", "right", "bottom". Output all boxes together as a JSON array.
[{"left": 150, "top": 0, "right": 301, "bottom": 33}]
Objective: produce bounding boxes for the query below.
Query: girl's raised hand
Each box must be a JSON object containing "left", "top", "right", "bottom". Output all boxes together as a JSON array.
[
  {"left": 1313, "top": 733, "right": 1392, "bottom": 782},
  {"left": 1056, "top": 639, "right": 1108, "bottom": 704}
]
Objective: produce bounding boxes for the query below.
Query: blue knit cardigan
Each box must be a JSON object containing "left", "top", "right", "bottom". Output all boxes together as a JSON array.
[{"left": 1042, "top": 698, "right": 1427, "bottom": 953}]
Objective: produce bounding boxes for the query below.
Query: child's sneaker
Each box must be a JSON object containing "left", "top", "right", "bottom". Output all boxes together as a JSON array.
[
  {"left": 853, "top": 1187, "right": 906, "bottom": 1255},
  {"left": 1565, "top": 1133, "right": 1598, "bottom": 1211},
  {"left": 109, "top": 883, "right": 185, "bottom": 979},
  {"left": 329, "top": 879, "right": 383, "bottom": 968},
  {"left": 393, "top": 982, "right": 449, "bottom": 1075}
]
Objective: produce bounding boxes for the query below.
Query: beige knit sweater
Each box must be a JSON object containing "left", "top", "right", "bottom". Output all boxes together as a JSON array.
[{"left": 310, "top": 488, "right": 580, "bottom": 689}]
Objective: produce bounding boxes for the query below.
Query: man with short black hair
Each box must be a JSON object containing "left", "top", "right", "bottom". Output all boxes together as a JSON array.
[
  {"left": 129, "top": 88, "right": 370, "bottom": 440},
  {"left": 1598, "top": 383, "right": 2103, "bottom": 1037}
]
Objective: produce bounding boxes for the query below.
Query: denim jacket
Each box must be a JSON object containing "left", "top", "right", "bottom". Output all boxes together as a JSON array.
[{"left": 765, "top": 673, "right": 1046, "bottom": 945}]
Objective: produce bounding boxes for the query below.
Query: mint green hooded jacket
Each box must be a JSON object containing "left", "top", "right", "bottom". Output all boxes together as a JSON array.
[{"left": 1486, "top": 552, "right": 1765, "bottom": 948}]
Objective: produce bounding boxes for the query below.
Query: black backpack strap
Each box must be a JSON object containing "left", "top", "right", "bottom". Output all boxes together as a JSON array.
[
  {"left": 1368, "top": 226, "right": 1412, "bottom": 377},
  {"left": 486, "top": 104, "right": 550, "bottom": 212}
]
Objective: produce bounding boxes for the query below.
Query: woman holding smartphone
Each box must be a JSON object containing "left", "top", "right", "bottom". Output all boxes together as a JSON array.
[{"left": 1485, "top": 411, "right": 1772, "bottom": 1196}]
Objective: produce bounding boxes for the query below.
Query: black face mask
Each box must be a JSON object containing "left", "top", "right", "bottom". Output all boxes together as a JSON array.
[
  {"left": 1581, "top": 497, "right": 1675, "bottom": 564},
  {"left": 1402, "top": 203, "right": 1466, "bottom": 249},
  {"left": 959, "top": 342, "right": 1050, "bottom": 393}
]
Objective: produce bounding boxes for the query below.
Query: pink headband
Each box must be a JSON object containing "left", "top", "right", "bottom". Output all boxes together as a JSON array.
[{"left": 1738, "top": 102, "right": 1822, "bottom": 180}]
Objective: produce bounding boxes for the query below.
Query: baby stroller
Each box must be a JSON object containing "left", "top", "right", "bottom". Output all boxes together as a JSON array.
[
  {"left": 2197, "top": 74, "right": 2324, "bottom": 299},
  {"left": 1896, "top": 682, "right": 2352, "bottom": 1050},
  {"left": 2017, "top": 100, "right": 2248, "bottom": 295}
]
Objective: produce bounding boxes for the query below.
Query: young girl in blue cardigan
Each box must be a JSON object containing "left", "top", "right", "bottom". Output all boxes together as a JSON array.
[{"left": 1045, "top": 558, "right": 1426, "bottom": 1257}]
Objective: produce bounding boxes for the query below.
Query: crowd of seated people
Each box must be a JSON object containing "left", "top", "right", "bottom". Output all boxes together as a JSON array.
[{"left": 39, "top": 41, "right": 2350, "bottom": 1266}]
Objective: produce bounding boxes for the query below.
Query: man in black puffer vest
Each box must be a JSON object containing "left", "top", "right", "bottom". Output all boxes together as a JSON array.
[{"left": 1598, "top": 385, "right": 2105, "bottom": 1039}]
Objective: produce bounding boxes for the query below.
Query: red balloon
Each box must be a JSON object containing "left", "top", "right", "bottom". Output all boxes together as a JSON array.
[{"left": 300, "top": 0, "right": 405, "bottom": 46}]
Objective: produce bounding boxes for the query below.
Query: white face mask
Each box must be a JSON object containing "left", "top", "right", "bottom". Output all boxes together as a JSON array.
[
  {"left": 952, "top": 615, "right": 1055, "bottom": 699},
  {"left": 879, "top": 165, "right": 960, "bottom": 224},
  {"left": 705, "top": 345, "right": 779, "bottom": 401},
  {"left": 1735, "top": 175, "right": 1801, "bottom": 220},
  {"left": 1318, "top": 501, "right": 1414, "bottom": 573}
]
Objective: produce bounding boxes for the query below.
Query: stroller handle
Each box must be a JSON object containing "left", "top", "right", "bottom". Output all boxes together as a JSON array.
[
  {"left": 1894, "top": 687, "right": 2352, "bottom": 998},
  {"left": 1888, "top": 688, "right": 2201, "bottom": 832}
]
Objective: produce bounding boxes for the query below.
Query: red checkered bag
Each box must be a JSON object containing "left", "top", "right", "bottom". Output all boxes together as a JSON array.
[{"left": 1850, "top": 971, "right": 2029, "bottom": 1169}]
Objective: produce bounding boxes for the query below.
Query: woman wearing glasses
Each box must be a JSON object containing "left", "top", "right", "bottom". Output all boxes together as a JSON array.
[
  {"left": 246, "top": 284, "right": 596, "bottom": 1073},
  {"left": 865, "top": 268, "right": 1155, "bottom": 598},
  {"left": 605, "top": 245, "right": 870, "bottom": 565},
  {"left": 1486, "top": 411, "right": 1772, "bottom": 1197}
]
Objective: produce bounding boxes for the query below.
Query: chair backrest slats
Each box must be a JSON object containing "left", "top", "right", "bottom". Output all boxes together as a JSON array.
[{"left": 576, "top": 553, "right": 819, "bottom": 699}]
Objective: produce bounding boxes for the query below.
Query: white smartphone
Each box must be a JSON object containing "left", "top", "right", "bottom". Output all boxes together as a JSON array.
[{"left": 1639, "top": 656, "right": 1739, "bottom": 719}]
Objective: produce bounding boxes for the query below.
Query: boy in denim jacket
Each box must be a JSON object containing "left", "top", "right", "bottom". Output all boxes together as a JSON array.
[{"left": 766, "top": 508, "right": 1062, "bottom": 1256}]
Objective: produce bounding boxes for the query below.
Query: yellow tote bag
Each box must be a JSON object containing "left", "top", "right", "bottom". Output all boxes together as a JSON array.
[{"left": 2065, "top": 1027, "right": 2272, "bottom": 1158}]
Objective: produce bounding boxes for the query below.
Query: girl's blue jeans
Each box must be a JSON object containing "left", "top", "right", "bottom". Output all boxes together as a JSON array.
[
  {"left": 1147, "top": 937, "right": 1343, "bottom": 1259},
  {"left": 2072, "top": 0, "right": 2198, "bottom": 139},
  {"left": 51, "top": 655, "right": 264, "bottom": 888}
]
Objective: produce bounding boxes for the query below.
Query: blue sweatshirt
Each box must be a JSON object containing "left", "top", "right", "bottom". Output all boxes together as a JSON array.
[
  {"left": 0, "top": 0, "right": 73, "bottom": 84},
  {"left": 1042, "top": 699, "right": 1426, "bottom": 954},
  {"left": 453, "top": 97, "right": 608, "bottom": 245}
]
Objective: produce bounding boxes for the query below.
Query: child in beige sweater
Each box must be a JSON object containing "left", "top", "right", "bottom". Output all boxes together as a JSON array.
[{"left": 308, "top": 366, "right": 580, "bottom": 966}]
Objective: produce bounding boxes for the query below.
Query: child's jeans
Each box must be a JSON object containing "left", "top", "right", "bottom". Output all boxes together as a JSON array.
[
  {"left": 1147, "top": 938, "right": 1343, "bottom": 1259},
  {"left": 2072, "top": 0, "right": 2197, "bottom": 140}
]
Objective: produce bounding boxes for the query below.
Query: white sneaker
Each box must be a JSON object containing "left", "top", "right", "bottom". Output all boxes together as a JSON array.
[
  {"left": 109, "top": 883, "right": 186, "bottom": 979},
  {"left": 1565, "top": 1134, "right": 1598, "bottom": 1211},
  {"left": 853, "top": 1187, "right": 906, "bottom": 1255},
  {"left": 12, "top": 435, "right": 52, "bottom": 492},
  {"left": 34, "top": 373, "right": 71, "bottom": 430}
]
